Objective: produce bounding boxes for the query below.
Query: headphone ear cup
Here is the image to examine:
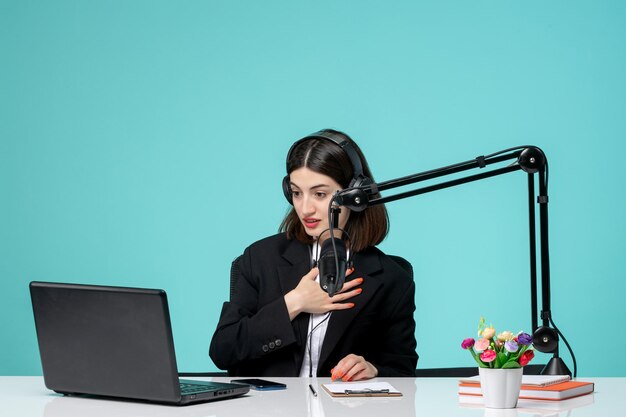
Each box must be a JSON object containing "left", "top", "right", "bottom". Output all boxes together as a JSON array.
[
  {"left": 350, "top": 175, "right": 373, "bottom": 190},
  {"left": 282, "top": 175, "right": 293, "bottom": 205}
]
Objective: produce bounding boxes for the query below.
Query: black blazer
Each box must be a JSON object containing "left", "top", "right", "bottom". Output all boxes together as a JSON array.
[{"left": 209, "top": 233, "right": 418, "bottom": 377}]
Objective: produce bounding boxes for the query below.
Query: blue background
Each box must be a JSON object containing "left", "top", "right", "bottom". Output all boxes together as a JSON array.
[{"left": 2, "top": 1, "right": 625, "bottom": 377}]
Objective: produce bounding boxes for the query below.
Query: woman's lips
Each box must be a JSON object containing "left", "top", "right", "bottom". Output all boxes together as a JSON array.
[{"left": 303, "top": 218, "right": 320, "bottom": 229}]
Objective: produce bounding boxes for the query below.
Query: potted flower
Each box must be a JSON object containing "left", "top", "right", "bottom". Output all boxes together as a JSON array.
[{"left": 461, "top": 317, "right": 535, "bottom": 408}]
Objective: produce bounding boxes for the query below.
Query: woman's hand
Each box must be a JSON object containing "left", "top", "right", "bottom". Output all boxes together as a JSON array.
[
  {"left": 330, "top": 354, "right": 378, "bottom": 382},
  {"left": 284, "top": 267, "right": 362, "bottom": 321}
]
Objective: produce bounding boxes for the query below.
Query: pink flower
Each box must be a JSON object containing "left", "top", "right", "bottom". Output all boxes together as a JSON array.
[
  {"left": 461, "top": 338, "right": 475, "bottom": 349},
  {"left": 480, "top": 349, "right": 497, "bottom": 363},
  {"left": 519, "top": 349, "right": 535, "bottom": 366},
  {"left": 474, "top": 338, "right": 490, "bottom": 352}
]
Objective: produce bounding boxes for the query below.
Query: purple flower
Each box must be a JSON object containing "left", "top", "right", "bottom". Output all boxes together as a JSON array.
[
  {"left": 517, "top": 332, "right": 532, "bottom": 346},
  {"left": 505, "top": 340, "right": 519, "bottom": 352},
  {"left": 461, "top": 338, "right": 475, "bottom": 349}
]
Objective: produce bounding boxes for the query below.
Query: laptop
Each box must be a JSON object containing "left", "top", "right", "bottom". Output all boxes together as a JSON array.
[{"left": 29, "top": 281, "right": 249, "bottom": 405}]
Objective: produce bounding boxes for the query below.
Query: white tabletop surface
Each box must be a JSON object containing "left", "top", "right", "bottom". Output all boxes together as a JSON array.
[{"left": 0, "top": 376, "right": 620, "bottom": 417}]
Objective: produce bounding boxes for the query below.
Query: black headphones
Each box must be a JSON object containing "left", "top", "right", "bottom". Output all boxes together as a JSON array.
[{"left": 282, "top": 130, "right": 373, "bottom": 205}]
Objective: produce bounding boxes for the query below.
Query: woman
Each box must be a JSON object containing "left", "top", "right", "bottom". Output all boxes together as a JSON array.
[{"left": 209, "top": 129, "right": 417, "bottom": 381}]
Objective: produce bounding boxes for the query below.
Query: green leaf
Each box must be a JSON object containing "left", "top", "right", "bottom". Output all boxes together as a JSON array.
[
  {"left": 495, "top": 352, "right": 508, "bottom": 368},
  {"left": 502, "top": 361, "right": 521, "bottom": 369}
]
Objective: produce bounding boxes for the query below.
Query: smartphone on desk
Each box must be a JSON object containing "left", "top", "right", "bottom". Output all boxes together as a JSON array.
[{"left": 230, "top": 378, "right": 287, "bottom": 390}]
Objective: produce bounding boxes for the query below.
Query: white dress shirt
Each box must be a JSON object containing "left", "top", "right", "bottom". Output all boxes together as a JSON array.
[
  {"left": 299, "top": 241, "right": 350, "bottom": 377},
  {"left": 299, "top": 241, "right": 330, "bottom": 377}
]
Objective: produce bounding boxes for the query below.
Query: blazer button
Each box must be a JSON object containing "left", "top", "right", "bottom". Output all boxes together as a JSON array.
[
  {"left": 262, "top": 344, "right": 269, "bottom": 352},
  {"left": 269, "top": 342, "right": 275, "bottom": 349},
  {"left": 275, "top": 339, "right": 282, "bottom": 347}
]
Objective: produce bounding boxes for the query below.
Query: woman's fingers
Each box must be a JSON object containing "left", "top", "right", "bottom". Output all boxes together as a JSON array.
[
  {"left": 304, "top": 267, "right": 319, "bottom": 280},
  {"left": 288, "top": 268, "right": 363, "bottom": 316},
  {"left": 333, "top": 278, "right": 363, "bottom": 299},
  {"left": 338, "top": 275, "right": 363, "bottom": 292},
  {"left": 330, "top": 354, "right": 378, "bottom": 381}
]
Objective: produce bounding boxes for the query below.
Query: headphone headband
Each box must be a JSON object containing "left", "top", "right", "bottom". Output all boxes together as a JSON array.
[
  {"left": 285, "top": 130, "right": 365, "bottom": 180},
  {"left": 282, "top": 129, "right": 372, "bottom": 206}
]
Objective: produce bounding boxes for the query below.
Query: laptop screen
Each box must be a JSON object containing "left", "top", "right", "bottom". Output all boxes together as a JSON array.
[{"left": 30, "top": 282, "right": 186, "bottom": 402}]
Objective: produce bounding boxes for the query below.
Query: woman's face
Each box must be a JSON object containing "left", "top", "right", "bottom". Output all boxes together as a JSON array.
[{"left": 288, "top": 167, "right": 350, "bottom": 242}]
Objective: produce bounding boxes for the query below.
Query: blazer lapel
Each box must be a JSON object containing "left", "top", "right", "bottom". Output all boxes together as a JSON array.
[
  {"left": 277, "top": 239, "right": 311, "bottom": 296},
  {"left": 317, "top": 250, "right": 383, "bottom": 370}
]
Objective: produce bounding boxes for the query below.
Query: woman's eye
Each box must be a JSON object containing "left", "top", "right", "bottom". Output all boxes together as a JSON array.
[
  {"left": 291, "top": 190, "right": 301, "bottom": 198},
  {"left": 315, "top": 192, "right": 327, "bottom": 199}
]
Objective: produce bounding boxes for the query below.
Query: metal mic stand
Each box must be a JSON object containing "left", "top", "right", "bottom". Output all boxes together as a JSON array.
[{"left": 332, "top": 146, "right": 573, "bottom": 376}]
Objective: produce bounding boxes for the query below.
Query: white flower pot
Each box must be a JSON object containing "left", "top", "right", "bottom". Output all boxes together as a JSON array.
[
  {"left": 483, "top": 408, "right": 519, "bottom": 417},
  {"left": 478, "top": 367, "right": 523, "bottom": 409}
]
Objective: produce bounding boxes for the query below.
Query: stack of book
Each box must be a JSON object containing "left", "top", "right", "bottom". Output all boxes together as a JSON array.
[{"left": 458, "top": 375, "right": 595, "bottom": 411}]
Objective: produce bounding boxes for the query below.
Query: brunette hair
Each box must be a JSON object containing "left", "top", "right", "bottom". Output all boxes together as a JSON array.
[{"left": 279, "top": 129, "right": 389, "bottom": 252}]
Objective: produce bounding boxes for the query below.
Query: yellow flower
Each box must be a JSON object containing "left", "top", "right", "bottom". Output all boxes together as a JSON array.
[
  {"left": 482, "top": 327, "right": 496, "bottom": 339},
  {"left": 497, "top": 331, "right": 514, "bottom": 342}
]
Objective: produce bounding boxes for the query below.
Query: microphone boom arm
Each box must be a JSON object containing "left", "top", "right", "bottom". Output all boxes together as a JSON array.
[{"left": 332, "top": 146, "right": 574, "bottom": 376}]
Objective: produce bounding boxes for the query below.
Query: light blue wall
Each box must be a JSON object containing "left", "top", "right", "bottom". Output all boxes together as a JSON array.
[{"left": 2, "top": 1, "right": 625, "bottom": 377}]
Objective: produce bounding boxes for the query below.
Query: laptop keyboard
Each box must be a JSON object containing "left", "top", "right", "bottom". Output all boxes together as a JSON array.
[{"left": 179, "top": 382, "right": 216, "bottom": 394}]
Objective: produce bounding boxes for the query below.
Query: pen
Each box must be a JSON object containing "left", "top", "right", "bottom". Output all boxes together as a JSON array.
[{"left": 309, "top": 384, "right": 318, "bottom": 396}]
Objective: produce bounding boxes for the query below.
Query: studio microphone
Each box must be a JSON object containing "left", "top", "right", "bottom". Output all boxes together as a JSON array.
[{"left": 318, "top": 237, "right": 347, "bottom": 297}]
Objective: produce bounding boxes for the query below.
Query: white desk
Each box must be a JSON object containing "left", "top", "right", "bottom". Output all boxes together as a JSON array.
[{"left": 0, "top": 376, "right": 621, "bottom": 417}]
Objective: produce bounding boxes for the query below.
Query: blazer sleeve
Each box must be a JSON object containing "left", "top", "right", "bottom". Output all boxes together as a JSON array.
[
  {"left": 369, "top": 275, "right": 418, "bottom": 377},
  {"left": 208, "top": 246, "right": 299, "bottom": 371}
]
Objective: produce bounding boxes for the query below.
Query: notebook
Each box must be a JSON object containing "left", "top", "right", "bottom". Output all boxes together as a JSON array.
[
  {"left": 459, "top": 374, "right": 571, "bottom": 387},
  {"left": 29, "top": 281, "right": 249, "bottom": 405}
]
